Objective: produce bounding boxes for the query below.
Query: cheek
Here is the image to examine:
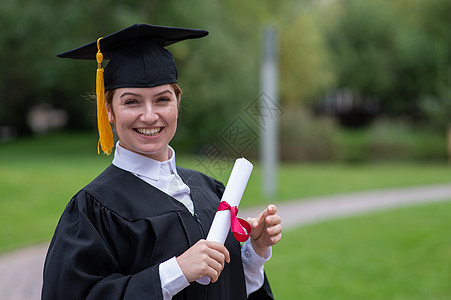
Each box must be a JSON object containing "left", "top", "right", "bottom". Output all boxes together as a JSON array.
[{"left": 170, "top": 108, "right": 178, "bottom": 127}]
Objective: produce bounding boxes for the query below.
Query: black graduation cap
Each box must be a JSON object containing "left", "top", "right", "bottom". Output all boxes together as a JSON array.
[
  {"left": 57, "top": 24, "right": 208, "bottom": 155},
  {"left": 58, "top": 23, "right": 209, "bottom": 90}
]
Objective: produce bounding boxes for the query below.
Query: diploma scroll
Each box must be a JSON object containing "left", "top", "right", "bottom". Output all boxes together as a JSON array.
[{"left": 196, "top": 157, "right": 253, "bottom": 285}]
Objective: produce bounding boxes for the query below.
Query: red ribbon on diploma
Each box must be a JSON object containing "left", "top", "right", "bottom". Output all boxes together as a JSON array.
[{"left": 217, "top": 201, "right": 252, "bottom": 242}]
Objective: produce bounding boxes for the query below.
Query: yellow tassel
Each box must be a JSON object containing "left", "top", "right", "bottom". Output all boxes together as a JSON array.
[{"left": 96, "top": 37, "right": 114, "bottom": 155}]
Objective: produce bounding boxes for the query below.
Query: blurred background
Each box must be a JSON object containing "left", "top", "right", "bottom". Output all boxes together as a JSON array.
[
  {"left": 0, "top": 0, "right": 450, "bottom": 299},
  {"left": 1, "top": 0, "right": 451, "bottom": 159}
]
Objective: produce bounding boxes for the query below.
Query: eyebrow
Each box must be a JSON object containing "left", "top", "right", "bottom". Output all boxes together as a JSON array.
[
  {"left": 119, "top": 90, "right": 173, "bottom": 98},
  {"left": 120, "top": 92, "right": 141, "bottom": 98},
  {"left": 154, "top": 89, "right": 173, "bottom": 97}
]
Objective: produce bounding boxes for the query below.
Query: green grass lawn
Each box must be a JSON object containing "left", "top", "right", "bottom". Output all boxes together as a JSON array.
[
  {"left": 0, "top": 132, "right": 450, "bottom": 252},
  {"left": 266, "top": 200, "right": 451, "bottom": 299}
]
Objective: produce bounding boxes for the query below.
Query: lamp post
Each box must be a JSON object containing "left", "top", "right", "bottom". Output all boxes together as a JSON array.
[{"left": 260, "top": 26, "right": 279, "bottom": 198}]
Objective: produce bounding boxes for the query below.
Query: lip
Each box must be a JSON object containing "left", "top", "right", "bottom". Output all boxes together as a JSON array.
[{"left": 133, "top": 127, "right": 164, "bottom": 138}]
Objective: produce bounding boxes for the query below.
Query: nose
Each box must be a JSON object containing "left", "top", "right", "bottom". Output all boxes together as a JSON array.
[{"left": 140, "top": 102, "right": 159, "bottom": 123}]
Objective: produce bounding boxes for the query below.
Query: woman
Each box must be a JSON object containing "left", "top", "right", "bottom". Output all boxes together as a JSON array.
[{"left": 42, "top": 24, "right": 282, "bottom": 300}]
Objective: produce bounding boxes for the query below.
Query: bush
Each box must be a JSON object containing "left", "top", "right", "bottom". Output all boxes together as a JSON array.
[
  {"left": 278, "top": 111, "right": 448, "bottom": 163},
  {"left": 280, "top": 107, "right": 338, "bottom": 161},
  {"left": 335, "top": 119, "right": 448, "bottom": 163}
]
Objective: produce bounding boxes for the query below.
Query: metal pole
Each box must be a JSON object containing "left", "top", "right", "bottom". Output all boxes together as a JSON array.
[{"left": 260, "top": 26, "right": 279, "bottom": 198}]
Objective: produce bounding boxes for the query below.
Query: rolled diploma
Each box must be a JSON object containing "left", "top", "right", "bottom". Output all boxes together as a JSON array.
[{"left": 196, "top": 157, "right": 253, "bottom": 285}]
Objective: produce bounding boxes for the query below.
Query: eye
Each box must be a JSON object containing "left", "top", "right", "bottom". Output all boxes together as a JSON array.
[
  {"left": 156, "top": 97, "right": 170, "bottom": 103},
  {"left": 124, "top": 99, "right": 138, "bottom": 105}
]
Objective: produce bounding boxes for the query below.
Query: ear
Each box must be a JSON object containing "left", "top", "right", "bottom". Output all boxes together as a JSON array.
[{"left": 106, "top": 103, "right": 115, "bottom": 123}]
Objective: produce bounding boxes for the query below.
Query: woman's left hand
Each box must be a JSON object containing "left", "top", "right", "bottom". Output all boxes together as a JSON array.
[{"left": 247, "top": 204, "right": 282, "bottom": 258}]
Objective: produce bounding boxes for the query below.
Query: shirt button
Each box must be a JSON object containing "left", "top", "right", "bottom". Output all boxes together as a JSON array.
[
  {"left": 162, "top": 164, "right": 168, "bottom": 171},
  {"left": 245, "top": 251, "right": 251, "bottom": 258}
]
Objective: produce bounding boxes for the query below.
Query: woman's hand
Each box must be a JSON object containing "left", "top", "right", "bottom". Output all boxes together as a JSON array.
[
  {"left": 247, "top": 204, "right": 282, "bottom": 258},
  {"left": 176, "top": 239, "right": 230, "bottom": 283}
]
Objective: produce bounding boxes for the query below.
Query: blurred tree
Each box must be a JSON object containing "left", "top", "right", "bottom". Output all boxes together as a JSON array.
[
  {"left": 2, "top": 0, "right": 450, "bottom": 145},
  {"left": 0, "top": 0, "right": 284, "bottom": 152},
  {"left": 393, "top": 0, "right": 451, "bottom": 129},
  {"left": 0, "top": 0, "right": 125, "bottom": 135},
  {"left": 0, "top": 0, "right": 265, "bottom": 146},
  {"left": 320, "top": 0, "right": 451, "bottom": 129},
  {"left": 323, "top": 0, "right": 397, "bottom": 107},
  {"left": 279, "top": 10, "right": 335, "bottom": 106}
]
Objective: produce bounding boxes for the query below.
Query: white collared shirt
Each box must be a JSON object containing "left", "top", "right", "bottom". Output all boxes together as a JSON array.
[
  {"left": 112, "top": 143, "right": 194, "bottom": 214},
  {"left": 112, "top": 143, "right": 269, "bottom": 299}
]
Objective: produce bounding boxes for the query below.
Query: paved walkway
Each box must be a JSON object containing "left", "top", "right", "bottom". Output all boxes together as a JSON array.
[{"left": 2, "top": 183, "right": 451, "bottom": 300}]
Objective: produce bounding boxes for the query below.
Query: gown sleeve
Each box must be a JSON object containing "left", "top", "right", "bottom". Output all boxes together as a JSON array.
[{"left": 42, "top": 190, "right": 164, "bottom": 300}]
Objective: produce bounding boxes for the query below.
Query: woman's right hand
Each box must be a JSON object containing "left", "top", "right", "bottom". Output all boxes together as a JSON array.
[{"left": 176, "top": 239, "right": 230, "bottom": 283}]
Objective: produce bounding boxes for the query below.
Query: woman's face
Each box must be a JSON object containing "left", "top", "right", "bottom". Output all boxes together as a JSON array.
[{"left": 107, "top": 84, "right": 179, "bottom": 162}]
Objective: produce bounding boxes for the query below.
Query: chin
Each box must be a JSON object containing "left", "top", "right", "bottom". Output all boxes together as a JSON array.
[{"left": 137, "top": 146, "right": 167, "bottom": 159}]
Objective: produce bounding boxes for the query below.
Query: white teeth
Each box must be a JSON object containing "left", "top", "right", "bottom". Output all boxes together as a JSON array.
[{"left": 137, "top": 128, "right": 161, "bottom": 136}]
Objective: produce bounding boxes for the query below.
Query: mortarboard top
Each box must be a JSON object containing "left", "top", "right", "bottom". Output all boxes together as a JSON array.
[
  {"left": 58, "top": 23, "right": 209, "bottom": 90},
  {"left": 57, "top": 23, "right": 208, "bottom": 155}
]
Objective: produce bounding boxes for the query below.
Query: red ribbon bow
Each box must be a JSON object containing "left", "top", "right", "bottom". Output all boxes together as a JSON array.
[{"left": 217, "top": 201, "right": 252, "bottom": 242}]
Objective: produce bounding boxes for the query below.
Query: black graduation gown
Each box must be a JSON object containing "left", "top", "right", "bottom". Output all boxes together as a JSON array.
[{"left": 42, "top": 165, "right": 274, "bottom": 299}]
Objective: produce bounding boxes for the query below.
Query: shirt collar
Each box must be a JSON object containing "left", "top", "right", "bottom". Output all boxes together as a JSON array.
[{"left": 112, "top": 142, "right": 178, "bottom": 181}]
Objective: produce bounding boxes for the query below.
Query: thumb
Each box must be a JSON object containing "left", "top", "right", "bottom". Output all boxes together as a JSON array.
[
  {"left": 247, "top": 217, "right": 259, "bottom": 230},
  {"left": 247, "top": 217, "right": 264, "bottom": 239}
]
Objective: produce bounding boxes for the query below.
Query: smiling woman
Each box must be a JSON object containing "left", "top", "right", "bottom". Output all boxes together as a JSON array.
[
  {"left": 107, "top": 85, "right": 180, "bottom": 162},
  {"left": 41, "top": 24, "right": 281, "bottom": 300}
]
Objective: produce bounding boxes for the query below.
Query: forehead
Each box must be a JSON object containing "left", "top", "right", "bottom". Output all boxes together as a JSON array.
[{"left": 114, "top": 84, "right": 175, "bottom": 98}]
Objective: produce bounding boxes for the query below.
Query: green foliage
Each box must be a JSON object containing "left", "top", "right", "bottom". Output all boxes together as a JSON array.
[
  {"left": 279, "top": 10, "right": 336, "bottom": 105},
  {"left": 420, "top": 83, "right": 451, "bottom": 132},
  {"left": 335, "top": 120, "right": 447, "bottom": 163},
  {"left": 280, "top": 106, "right": 337, "bottom": 161},
  {"left": 2, "top": 1, "right": 280, "bottom": 152},
  {"left": 325, "top": 0, "right": 398, "bottom": 96},
  {"left": 1, "top": 0, "right": 451, "bottom": 146},
  {"left": 267, "top": 201, "right": 451, "bottom": 299},
  {"left": 277, "top": 109, "right": 447, "bottom": 163},
  {"left": 321, "top": 0, "right": 451, "bottom": 128}
]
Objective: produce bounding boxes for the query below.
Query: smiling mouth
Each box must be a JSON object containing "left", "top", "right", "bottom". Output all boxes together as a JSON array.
[{"left": 135, "top": 127, "right": 162, "bottom": 136}]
